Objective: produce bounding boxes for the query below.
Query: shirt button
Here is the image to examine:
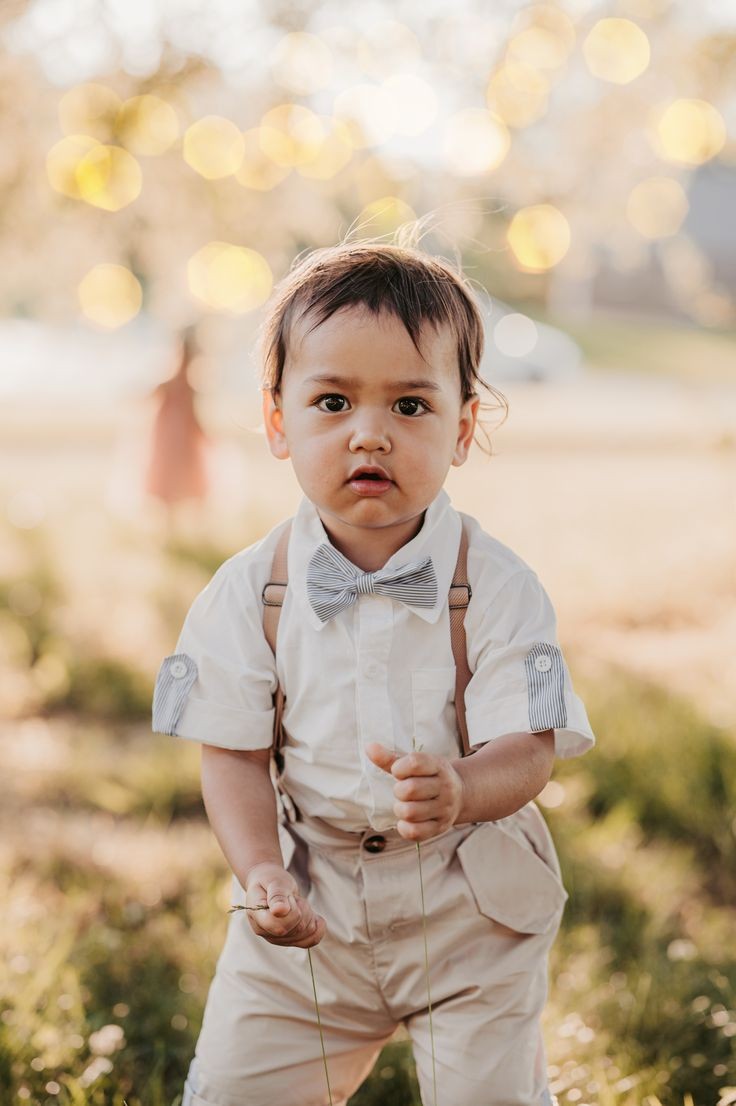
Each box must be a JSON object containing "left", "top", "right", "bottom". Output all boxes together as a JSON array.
[
  {"left": 170, "top": 660, "right": 188, "bottom": 679},
  {"left": 364, "top": 662, "right": 380, "bottom": 679},
  {"left": 363, "top": 834, "right": 386, "bottom": 853},
  {"left": 534, "top": 655, "right": 552, "bottom": 673}
]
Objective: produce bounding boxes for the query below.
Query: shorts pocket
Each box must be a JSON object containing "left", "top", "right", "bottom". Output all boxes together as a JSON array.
[{"left": 456, "top": 818, "right": 568, "bottom": 935}]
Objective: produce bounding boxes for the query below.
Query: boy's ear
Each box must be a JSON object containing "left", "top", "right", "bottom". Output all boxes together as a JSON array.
[
  {"left": 262, "top": 389, "right": 290, "bottom": 460},
  {"left": 452, "top": 395, "right": 480, "bottom": 467}
]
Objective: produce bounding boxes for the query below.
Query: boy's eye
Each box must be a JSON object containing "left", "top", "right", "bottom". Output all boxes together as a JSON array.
[
  {"left": 393, "top": 396, "right": 429, "bottom": 417},
  {"left": 315, "top": 394, "right": 349, "bottom": 413}
]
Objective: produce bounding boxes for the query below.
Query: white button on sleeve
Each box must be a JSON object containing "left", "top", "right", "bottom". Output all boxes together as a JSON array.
[{"left": 170, "top": 660, "right": 188, "bottom": 679}]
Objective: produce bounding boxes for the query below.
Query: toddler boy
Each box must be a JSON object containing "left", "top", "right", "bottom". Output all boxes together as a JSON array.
[{"left": 153, "top": 241, "right": 596, "bottom": 1106}]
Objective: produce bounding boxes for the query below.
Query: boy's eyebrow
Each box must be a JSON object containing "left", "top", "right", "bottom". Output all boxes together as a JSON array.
[{"left": 303, "top": 373, "right": 442, "bottom": 392}]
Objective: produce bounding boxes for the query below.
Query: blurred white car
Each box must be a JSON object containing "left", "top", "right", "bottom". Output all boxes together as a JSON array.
[{"left": 475, "top": 290, "right": 584, "bottom": 383}]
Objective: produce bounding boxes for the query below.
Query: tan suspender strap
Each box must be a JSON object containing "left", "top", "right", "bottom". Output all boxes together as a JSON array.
[
  {"left": 449, "top": 520, "right": 474, "bottom": 757},
  {"left": 262, "top": 522, "right": 291, "bottom": 756}
]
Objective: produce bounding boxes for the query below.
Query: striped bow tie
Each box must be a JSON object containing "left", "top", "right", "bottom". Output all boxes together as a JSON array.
[{"left": 306, "top": 543, "right": 438, "bottom": 623}]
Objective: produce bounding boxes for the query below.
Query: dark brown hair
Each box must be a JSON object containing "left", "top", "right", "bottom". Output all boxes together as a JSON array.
[{"left": 258, "top": 236, "right": 507, "bottom": 451}]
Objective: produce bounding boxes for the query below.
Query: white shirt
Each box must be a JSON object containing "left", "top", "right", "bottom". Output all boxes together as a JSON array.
[{"left": 153, "top": 489, "right": 596, "bottom": 831}]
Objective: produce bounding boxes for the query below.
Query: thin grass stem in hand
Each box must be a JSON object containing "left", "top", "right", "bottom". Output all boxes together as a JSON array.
[
  {"left": 412, "top": 737, "right": 438, "bottom": 1106},
  {"left": 308, "top": 947, "right": 333, "bottom": 1105}
]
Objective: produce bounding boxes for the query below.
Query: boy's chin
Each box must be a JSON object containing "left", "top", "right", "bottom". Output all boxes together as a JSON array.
[{"left": 316, "top": 502, "right": 426, "bottom": 534}]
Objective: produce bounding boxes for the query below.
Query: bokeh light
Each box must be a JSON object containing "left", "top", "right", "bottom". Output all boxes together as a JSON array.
[
  {"left": 506, "top": 4, "right": 576, "bottom": 70},
  {"left": 507, "top": 204, "right": 571, "bottom": 271},
  {"left": 487, "top": 61, "right": 550, "bottom": 129},
  {"left": 259, "top": 104, "right": 325, "bottom": 167},
  {"left": 78, "top": 264, "right": 142, "bottom": 328},
  {"left": 626, "top": 177, "right": 689, "bottom": 239},
  {"left": 583, "top": 19, "right": 651, "bottom": 85},
  {"left": 443, "top": 109, "right": 510, "bottom": 175},
  {"left": 75, "top": 145, "right": 143, "bottom": 211},
  {"left": 182, "top": 116, "right": 245, "bottom": 179},
  {"left": 46, "top": 135, "right": 100, "bottom": 200},
  {"left": 296, "top": 117, "right": 354, "bottom": 180},
  {"left": 187, "top": 242, "right": 273, "bottom": 313},
  {"left": 493, "top": 313, "right": 539, "bottom": 357},
  {"left": 270, "top": 32, "right": 333, "bottom": 95},
  {"left": 58, "top": 83, "right": 121, "bottom": 140},
  {"left": 235, "top": 129, "right": 291, "bottom": 191},
  {"left": 655, "top": 99, "right": 726, "bottom": 165},
  {"left": 117, "top": 95, "right": 180, "bottom": 156}
]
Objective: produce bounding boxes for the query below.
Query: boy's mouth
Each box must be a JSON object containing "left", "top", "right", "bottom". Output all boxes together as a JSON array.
[{"left": 347, "top": 466, "right": 393, "bottom": 496}]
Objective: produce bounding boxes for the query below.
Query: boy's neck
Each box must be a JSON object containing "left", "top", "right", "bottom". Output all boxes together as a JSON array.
[{"left": 317, "top": 511, "right": 426, "bottom": 572}]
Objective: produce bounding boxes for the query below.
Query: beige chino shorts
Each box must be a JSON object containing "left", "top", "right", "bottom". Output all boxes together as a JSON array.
[{"left": 182, "top": 801, "right": 567, "bottom": 1106}]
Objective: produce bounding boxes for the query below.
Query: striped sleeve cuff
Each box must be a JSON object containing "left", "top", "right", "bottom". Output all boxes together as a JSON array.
[
  {"left": 524, "top": 643, "right": 567, "bottom": 730},
  {"left": 152, "top": 654, "right": 198, "bottom": 736}
]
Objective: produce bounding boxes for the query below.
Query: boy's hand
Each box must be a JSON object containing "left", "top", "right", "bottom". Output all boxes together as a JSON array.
[
  {"left": 365, "top": 742, "right": 465, "bottom": 842},
  {"left": 244, "top": 862, "right": 326, "bottom": 948}
]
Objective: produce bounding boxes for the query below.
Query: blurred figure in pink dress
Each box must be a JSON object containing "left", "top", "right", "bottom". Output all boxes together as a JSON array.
[{"left": 143, "top": 326, "right": 211, "bottom": 528}]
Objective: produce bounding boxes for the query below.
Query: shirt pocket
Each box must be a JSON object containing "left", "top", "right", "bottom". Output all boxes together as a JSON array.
[
  {"left": 455, "top": 817, "right": 568, "bottom": 936},
  {"left": 410, "top": 666, "right": 457, "bottom": 756}
]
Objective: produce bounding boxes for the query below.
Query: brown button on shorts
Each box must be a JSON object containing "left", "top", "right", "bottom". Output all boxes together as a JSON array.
[{"left": 182, "top": 802, "right": 566, "bottom": 1106}]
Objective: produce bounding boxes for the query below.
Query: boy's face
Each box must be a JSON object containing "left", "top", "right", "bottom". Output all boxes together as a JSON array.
[{"left": 263, "top": 305, "right": 479, "bottom": 557}]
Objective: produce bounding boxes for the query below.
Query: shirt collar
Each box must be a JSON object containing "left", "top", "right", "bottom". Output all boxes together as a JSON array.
[{"left": 288, "top": 489, "right": 462, "bottom": 631}]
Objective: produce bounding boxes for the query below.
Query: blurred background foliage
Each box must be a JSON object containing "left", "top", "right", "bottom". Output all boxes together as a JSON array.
[{"left": 1, "top": 0, "right": 735, "bottom": 1103}]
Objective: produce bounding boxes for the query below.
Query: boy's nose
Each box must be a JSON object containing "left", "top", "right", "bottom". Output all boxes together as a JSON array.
[{"left": 348, "top": 422, "right": 391, "bottom": 453}]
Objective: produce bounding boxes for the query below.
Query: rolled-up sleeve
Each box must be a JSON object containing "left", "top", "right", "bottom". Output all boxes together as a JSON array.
[
  {"left": 152, "top": 555, "right": 277, "bottom": 750},
  {"left": 464, "top": 569, "right": 595, "bottom": 759}
]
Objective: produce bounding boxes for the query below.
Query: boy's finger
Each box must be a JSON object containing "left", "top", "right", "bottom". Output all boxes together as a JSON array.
[
  {"left": 364, "top": 742, "right": 400, "bottom": 774},
  {"left": 393, "top": 798, "right": 441, "bottom": 823},
  {"left": 255, "top": 904, "right": 302, "bottom": 939},
  {"left": 299, "top": 916, "right": 326, "bottom": 947},
  {"left": 393, "top": 776, "right": 440, "bottom": 801},
  {"left": 397, "top": 818, "right": 441, "bottom": 841},
  {"left": 391, "top": 752, "right": 441, "bottom": 779},
  {"left": 266, "top": 882, "right": 297, "bottom": 916},
  {"left": 265, "top": 918, "right": 325, "bottom": 948}
]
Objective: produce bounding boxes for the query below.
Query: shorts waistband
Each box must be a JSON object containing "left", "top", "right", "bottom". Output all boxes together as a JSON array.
[{"left": 281, "top": 806, "right": 470, "bottom": 857}]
